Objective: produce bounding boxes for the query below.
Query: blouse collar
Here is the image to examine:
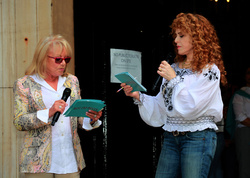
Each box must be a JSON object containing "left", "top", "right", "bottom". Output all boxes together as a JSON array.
[{"left": 30, "top": 74, "right": 66, "bottom": 92}]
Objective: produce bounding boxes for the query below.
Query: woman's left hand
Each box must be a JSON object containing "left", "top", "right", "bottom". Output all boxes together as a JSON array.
[
  {"left": 157, "top": 60, "right": 176, "bottom": 81},
  {"left": 86, "top": 110, "right": 102, "bottom": 123}
]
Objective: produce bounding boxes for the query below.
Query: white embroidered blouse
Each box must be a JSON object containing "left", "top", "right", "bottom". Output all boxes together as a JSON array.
[{"left": 134, "top": 63, "right": 223, "bottom": 132}]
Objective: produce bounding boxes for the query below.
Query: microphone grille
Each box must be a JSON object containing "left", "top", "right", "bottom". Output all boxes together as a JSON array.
[{"left": 63, "top": 88, "right": 71, "bottom": 97}]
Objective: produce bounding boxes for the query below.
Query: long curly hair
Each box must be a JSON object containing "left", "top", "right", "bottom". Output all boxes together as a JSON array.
[{"left": 170, "top": 13, "right": 227, "bottom": 85}]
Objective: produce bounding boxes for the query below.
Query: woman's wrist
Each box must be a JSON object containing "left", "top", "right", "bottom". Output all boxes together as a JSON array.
[
  {"left": 90, "top": 120, "right": 96, "bottom": 125},
  {"left": 133, "top": 92, "right": 140, "bottom": 101}
]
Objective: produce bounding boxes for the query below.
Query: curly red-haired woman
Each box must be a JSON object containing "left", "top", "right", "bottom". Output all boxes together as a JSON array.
[{"left": 121, "top": 13, "right": 227, "bottom": 178}]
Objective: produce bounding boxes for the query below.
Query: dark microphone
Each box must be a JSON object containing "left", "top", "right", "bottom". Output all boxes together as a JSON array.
[
  {"left": 152, "top": 52, "right": 174, "bottom": 91},
  {"left": 51, "top": 88, "right": 71, "bottom": 126}
]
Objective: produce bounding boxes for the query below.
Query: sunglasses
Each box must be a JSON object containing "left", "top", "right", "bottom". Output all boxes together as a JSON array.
[{"left": 48, "top": 56, "right": 71, "bottom": 64}]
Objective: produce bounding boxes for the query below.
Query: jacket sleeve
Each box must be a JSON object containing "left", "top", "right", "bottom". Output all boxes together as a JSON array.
[{"left": 13, "top": 79, "right": 50, "bottom": 131}]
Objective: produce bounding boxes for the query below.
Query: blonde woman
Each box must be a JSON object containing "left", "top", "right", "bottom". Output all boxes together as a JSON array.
[{"left": 13, "top": 35, "right": 102, "bottom": 178}]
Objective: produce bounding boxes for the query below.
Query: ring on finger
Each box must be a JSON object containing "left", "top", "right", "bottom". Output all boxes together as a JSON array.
[
  {"left": 94, "top": 115, "right": 97, "bottom": 118},
  {"left": 59, "top": 105, "right": 62, "bottom": 109}
]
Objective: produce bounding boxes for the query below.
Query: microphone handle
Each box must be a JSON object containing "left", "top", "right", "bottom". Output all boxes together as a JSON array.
[
  {"left": 152, "top": 75, "right": 162, "bottom": 91},
  {"left": 152, "top": 52, "right": 173, "bottom": 91},
  {"left": 152, "top": 59, "right": 169, "bottom": 91},
  {"left": 51, "top": 88, "right": 71, "bottom": 126},
  {"left": 51, "top": 111, "right": 61, "bottom": 126}
]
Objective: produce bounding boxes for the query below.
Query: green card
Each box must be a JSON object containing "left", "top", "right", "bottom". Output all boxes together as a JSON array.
[
  {"left": 64, "top": 99, "right": 106, "bottom": 117},
  {"left": 115, "top": 72, "right": 147, "bottom": 92}
]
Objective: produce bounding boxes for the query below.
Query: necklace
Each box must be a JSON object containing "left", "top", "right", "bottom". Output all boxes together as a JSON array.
[{"left": 182, "top": 59, "right": 192, "bottom": 69}]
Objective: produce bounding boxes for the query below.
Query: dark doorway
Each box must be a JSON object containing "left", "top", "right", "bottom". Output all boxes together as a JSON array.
[{"left": 74, "top": 0, "right": 248, "bottom": 177}]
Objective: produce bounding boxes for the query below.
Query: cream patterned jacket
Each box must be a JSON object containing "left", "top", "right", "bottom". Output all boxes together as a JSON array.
[{"left": 13, "top": 74, "right": 86, "bottom": 173}]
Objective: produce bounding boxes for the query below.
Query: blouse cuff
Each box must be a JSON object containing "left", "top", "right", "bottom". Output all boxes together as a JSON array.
[
  {"left": 82, "top": 117, "right": 102, "bottom": 130},
  {"left": 166, "top": 76, "right": 181, "bottom": 88},
  {"left": 133, "top": 92, "right": 145, "bottom": 106},
  {"left": 37, "top": 109, "right": 49, "bottom": 123}
]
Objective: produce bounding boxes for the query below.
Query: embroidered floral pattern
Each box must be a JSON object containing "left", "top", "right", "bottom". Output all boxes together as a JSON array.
[
  {"left": 161, "top": 82, "right": 174, "bottom": 111},
  {"left": 203, "top": 68, "right": 219, "bottom": 81},
  {"left": 162, "top": 63, "right": 193, "bottom": 111}
]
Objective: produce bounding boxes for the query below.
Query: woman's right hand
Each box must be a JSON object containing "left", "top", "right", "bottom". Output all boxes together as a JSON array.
[
  {"left": 49, "top": 100, "right": 68, "bottom": 118},
  {"left": 121, "top": 83, "right": 140, "bottom": 101}
]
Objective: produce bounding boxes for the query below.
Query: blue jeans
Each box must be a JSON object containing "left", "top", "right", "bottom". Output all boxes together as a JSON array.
[
  {"left": 208, "top": 132, "right": 225, "bottom": 178},
  {"left": 155, "top": 129, "right": 217, "bottom": 178}
]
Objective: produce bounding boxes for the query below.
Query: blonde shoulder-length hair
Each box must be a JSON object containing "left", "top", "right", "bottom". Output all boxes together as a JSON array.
[{"left": 25, "top": 34, "right": 72, "bottom": 78}]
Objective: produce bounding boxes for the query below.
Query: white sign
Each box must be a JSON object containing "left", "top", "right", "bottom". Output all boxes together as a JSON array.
[{"left": 110, "top": 48, "right": 142, "bottom": 83}]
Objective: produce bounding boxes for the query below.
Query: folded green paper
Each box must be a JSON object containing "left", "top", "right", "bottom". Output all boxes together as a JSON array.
[
  {"left": 115, "top": 72, "right": 147, "bottom": 92},
  {"left": 64, "top": 99, "right": 106, "bottom": 117}
]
